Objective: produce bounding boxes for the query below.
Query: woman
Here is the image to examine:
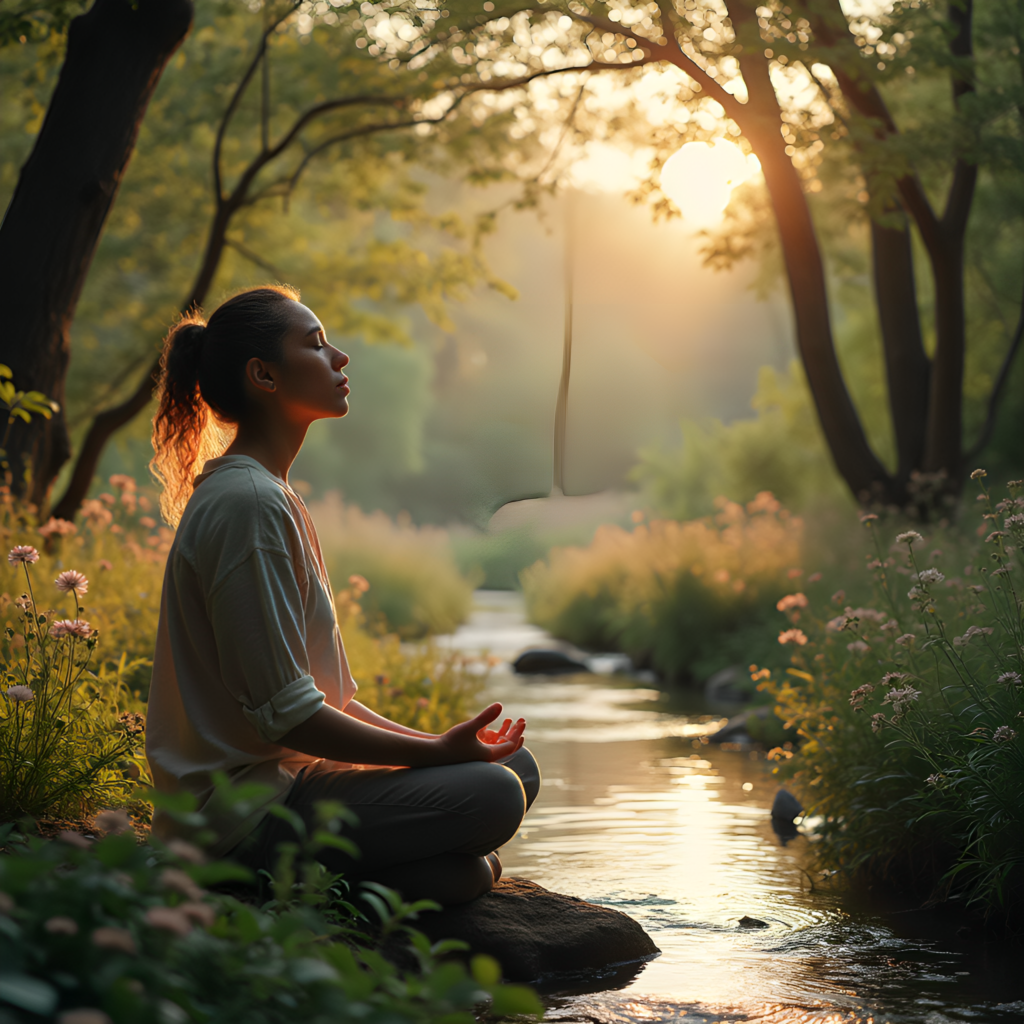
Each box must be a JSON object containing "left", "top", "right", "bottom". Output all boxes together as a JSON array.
[{"left": 145, "top": 284, "right": 538, "bottom": 905}]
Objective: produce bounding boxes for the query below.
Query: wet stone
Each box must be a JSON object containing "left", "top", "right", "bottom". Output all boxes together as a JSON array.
[{"left": 385, "top": 877, "right": 660, "bottom": 983}]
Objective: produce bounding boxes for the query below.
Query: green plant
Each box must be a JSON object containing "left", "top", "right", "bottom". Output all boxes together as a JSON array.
[
  {"left": 0, "top": 547, "right": 146, "bottom": 823},
  {"left": 0, "top": 781, "right": 544, "bottom": 1024},
  {"left": 521, "top": 492, "right": 804, "bottom": 681},
  {"left": 310, "top": 495, "right": 474, "bottom": 639},
  {"left": 760, "top": 475, "right": 1024, "bottom": 922}
]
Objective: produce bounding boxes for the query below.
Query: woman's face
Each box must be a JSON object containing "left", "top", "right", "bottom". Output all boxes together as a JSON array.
[{"left": 258, "top": 302, "right": 350, "bottom": 422}]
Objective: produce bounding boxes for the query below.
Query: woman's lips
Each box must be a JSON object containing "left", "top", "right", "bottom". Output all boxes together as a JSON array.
[{"left": 337, "top": 376, "right": 349, "bottom": 393}]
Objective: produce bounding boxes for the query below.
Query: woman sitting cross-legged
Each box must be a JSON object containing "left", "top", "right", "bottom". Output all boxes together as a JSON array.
[{"left": 145, "top": 284, "right": 538, "bottom": 905}]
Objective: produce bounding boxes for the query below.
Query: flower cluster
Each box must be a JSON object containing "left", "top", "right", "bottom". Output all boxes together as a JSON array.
[
  {"left": 848, "top": 683, "right": 874, "bottom": 709},
  {"left": 776, "top": 592, "right": 808, "bottom": 613},
  {"left": 953, "top": 624, "right": 994, "bottom": 648},
  {"left": 882, "top": 685, "right": 922, "bottom": 719},
  {"left": 778, "top": 628, "right": 808, "bottom": 646}
]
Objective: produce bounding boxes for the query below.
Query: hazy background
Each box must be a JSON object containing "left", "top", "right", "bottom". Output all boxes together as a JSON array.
[{"left": 95, "top": 185, "right": 790, "bottom": 530}]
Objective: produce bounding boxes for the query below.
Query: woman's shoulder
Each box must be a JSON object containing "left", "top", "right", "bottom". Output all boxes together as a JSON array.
[{"left": 176, "top": 457, "right": 301, "bottom": 567}]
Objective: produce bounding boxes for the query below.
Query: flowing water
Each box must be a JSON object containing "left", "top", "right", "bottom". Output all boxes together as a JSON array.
[{"left": 439, "top": 592, "right": 1024, "bottom": 1024}]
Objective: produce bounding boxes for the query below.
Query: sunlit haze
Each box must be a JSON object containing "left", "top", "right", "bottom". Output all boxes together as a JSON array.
[{"left": 660, "top": 140, "right": 760, "bottom": 226}]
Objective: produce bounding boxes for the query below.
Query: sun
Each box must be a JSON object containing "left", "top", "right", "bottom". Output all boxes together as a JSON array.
[{"left": 659, "top": 140, "right": 760, "bottom": 226}]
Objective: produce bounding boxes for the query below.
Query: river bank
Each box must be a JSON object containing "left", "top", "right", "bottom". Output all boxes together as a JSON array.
[{"left": 438, "top": 591, "right": 1024, "bottom": 1024}]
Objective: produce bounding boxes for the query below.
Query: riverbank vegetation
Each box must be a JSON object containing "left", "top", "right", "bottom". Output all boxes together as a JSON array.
[
  {"left": 521, "top": 492, "right": 804, "bottom": 682},
  {"left": 748, "top": 475, "right": 1024, "bottom": 925},
  {"left": 0, "top": 790, "right": 540, "bottom": 1024}
]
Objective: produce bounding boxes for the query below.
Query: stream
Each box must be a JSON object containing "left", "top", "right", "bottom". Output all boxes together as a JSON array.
[{"left": 439, "top": 592, "right": 1024, "bottom": 1024}]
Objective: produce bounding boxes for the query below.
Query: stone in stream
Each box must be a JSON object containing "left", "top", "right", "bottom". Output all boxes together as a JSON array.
[
  {"left": 384, "top": 878, "right": 660, "bottom": 983},
  {"left": 770, "top": 788, "right": 803, "bottom": 824},
  {"left": 512, "top": 649, "right": 592, "bottom": 676},
  {"left": 738, "top": 915, "right": 769, "bottom": 929}
]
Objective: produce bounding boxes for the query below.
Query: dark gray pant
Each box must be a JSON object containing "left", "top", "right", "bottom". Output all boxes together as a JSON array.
[{"left": 231, "top": 748, "right": 540, "bottom": 905}]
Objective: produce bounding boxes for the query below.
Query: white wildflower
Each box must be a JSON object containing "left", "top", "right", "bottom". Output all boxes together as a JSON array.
[
  {"left": 915, "top": 568, "right": 945, "bottom": 585},
  {"left": 896, "top": 531, "right": 923, "bottom": 546},
  {"left": 993, "top": 726, "right": 1017, "bottom": 743},
  {"left": 997, "top": 671, "right": 1021, "bottom": 688},
  {"left": 953, "top": 625, "right": 994, "bottom": 648}
]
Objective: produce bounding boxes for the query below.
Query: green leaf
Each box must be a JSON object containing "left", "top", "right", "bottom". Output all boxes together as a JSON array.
[
  {"left": 0, "top": 974, "right": 58, "bottom": 1015},
  {"left": 470, "top": 954, "right": 501, "bottom": 986},
  {"left": 489, "top": 983, "right": 544, "bottom": 1017}
]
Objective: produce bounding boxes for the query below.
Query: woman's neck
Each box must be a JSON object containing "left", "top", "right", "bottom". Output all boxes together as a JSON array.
[{"left": 222, "top": 416, "right": 309, "bottom": 483}]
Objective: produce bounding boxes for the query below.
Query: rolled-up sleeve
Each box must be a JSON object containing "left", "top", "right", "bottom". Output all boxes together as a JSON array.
[{"left": 207, "top": 547, "right": 325, "bottom": 743}]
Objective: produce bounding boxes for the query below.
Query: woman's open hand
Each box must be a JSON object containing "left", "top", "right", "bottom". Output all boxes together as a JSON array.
[{"left": 440, "top": 702, "right": 525, "bottom": 763}]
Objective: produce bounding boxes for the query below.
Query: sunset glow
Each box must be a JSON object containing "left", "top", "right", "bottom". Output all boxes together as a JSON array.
[{"left": 660, "top": 140, "right": 760, "bottom": 225}]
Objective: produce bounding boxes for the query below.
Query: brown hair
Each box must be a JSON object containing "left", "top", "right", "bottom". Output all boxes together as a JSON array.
[{"left": 150, "top": 284, "right": 300, "bottom": 525}]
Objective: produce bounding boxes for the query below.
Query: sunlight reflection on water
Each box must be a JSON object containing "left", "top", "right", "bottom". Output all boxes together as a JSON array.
[{"left": 437, "top": 594, "right": 1024, "bottom": 1024}]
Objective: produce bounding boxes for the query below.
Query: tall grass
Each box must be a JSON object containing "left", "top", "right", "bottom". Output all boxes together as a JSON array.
[
  {"left": 760, "top": 474, "right": 1024, "bottom": 923},
  {"left": 521, "top": 492, "right": 804, "bottom": 681},
  {"left": 310, "top": 493, "right": 474, "bottom": 638}
]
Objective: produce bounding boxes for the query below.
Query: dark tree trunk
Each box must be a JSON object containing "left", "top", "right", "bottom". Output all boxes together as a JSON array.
[
  {"left": 870, "top": 214, "right": 930, "bottom": 492},
  {"left": 0, "top": 0, "right": 193, "bottom": 511},
  {"left": 49, "top": 187, "right": 234, "bottom": 522},
  {"left": 730, "top": 33, "right": 892, "bottom": 502}
]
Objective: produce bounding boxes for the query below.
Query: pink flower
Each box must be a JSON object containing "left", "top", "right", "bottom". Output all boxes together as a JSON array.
[
  {"left": 778, "top": 629, "right": 808, "bottom": 646},
  {"left": 6, "top": 685, "right": 34, "bottom": 702},
  {"left": 160, "top": 868, "right": 204, "bottom": 901},
  {"left": 95, "top": 809, "right": 132, "bottom": 835},
  {"left": 44, "top": 916, "right": 79, "bottom": 936},
  {"left": 50, "top": 619, "right": 93, "bottom": 639},
  {"left": 870, "top": 713, "right": 886, "bottom": 733},
  {"left": 179, "top": 901, "right": 215, "bottom": 928},
  {"left": 108, "top": 474, "right": 136, "bottom": 493},
  {"left": 7, "top": 546, "right": 39, "bottom": 567},
  {"left": 55, "top": 570, "right": 88, "bottom": 595},
  {"left": 98, "top": 559, "right": 113, "bottom": 571},
  {"left": 776, "top": 593, "right": 808, "bottom": 613},
  {"left": 144, "top": 906, "right": 192, "bottom": 936},
  {"left": 38, "top": 517, "right": 77, "bottom": 539},
  {"left": 348, "top": 574, "right": 370, "bottom": 594},
  {"left": 91, "top": 926, "right": 137, "bottom": 955}
]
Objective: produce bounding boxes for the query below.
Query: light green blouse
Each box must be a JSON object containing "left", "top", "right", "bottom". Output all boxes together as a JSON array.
[{"left": 146, "top": 455, "right": 357, "bottom": 856}]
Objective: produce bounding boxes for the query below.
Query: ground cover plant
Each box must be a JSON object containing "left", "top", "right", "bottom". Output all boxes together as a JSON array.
[
  {"left": 758, "top": 474, "right": 1024, "bottom": 924},
  {"left": 0, "top": 788, "right": 543, "bottom": 1024},
  {"left": 521, "top": 492, "right": 804, "bottom": 682}
]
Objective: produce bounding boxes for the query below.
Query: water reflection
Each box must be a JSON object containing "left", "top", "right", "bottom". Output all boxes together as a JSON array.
[{"left": 483, "top": 672, "right": 1024, "bottom": 1023}]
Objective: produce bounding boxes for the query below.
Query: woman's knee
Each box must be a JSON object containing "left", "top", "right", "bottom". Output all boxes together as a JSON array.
[
  {"left": 499, "top": 747, "right": 541, "bottom": 810},
  {"left": 454, "top": 761, "right": 526, "bottom": 853}
]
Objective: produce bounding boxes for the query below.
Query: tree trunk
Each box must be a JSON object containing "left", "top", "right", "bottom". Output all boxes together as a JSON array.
[
  {"left": 0, "top": 0, "right": 193, "bottom": 511},
  {"left": 730, "top": 37, "right": 892, "bottom": 502},
  {"left": 49, "top": 190, "right": 234, "bottom": 522},
  {"left": 870, "top": 214, "right": 930, "bottom": 492}
]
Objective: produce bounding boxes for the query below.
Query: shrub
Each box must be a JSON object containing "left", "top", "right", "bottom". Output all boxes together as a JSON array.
[
  {"left": 310, "top": 494, "right": 474, "bottom": 639},
  {"left": 759, "top": 475, "right": 1024, "bottom": 923},
  {"left": 521, "top": 492, "right": 804, "bottom": 681},
  {"left": 0, "top": 786, "right": 543, "bottom": 1024}
]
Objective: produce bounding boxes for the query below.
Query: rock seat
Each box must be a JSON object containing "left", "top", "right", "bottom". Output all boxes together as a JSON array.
[{"left": 390, "top": 877, "right": 660, "bottom": 984}]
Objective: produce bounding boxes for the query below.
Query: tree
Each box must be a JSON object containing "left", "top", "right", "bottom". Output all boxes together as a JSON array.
[
  {"left": 8, "top": 0, "right": 565, "bottom": 518},
  {"left": 332, "top": 0, "right": 1021, "bottom": 510},
  {"left": 0, "top": 0, "right": 193, "bottom": 507}
]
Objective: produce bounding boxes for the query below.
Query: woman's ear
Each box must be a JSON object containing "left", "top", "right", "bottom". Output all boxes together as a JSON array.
[{"left": 246, "top": 356, "right": 276, "bottom": 393}]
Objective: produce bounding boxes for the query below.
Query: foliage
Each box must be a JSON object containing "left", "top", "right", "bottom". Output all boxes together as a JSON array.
[
  {"left": 311, "top": 493, "right": 474, "bottom": 639},
  {"left": 0, "top": 550, "right": 146, "bottom": 822},
  {"left": 0, "top": 787, "right": 543, "bottom": 1024},
  {"left": 632, "top": 364, "right": 851, "bottom": 522},
  {"left": 759, "top": 476, "right": 1024, "bottom": 922},
  {"left": 521, "top": 492, "right": 804, "bottom": 681},
  {"left": 334, "top": 575, "right": 484, "bottom": 734}
]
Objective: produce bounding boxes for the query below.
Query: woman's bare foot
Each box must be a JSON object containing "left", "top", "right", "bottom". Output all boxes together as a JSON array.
[{"left": 485, "top": 852, "right": 502, "bottom": 884}]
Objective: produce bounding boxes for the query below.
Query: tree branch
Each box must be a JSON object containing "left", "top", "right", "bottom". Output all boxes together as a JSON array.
[
  {"left": 574, "top": 12, "right": 746, "bottom": 122},
  {"left": 212, "top": 3, "right": 298, "bottom": 203}
]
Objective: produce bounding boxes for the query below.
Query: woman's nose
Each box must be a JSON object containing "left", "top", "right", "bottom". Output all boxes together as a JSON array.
[{"left": 333, "top": 349, "right": 350, "bottom": 370}]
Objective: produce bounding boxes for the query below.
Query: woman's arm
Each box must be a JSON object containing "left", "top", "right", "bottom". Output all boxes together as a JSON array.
[
  {"left": 344, "top": 699, "right": 435, "bottom": 738},
  {"left": 279, "top": 701, "right": 524, "bottom": 767}
]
